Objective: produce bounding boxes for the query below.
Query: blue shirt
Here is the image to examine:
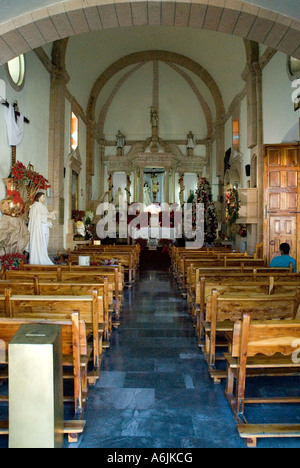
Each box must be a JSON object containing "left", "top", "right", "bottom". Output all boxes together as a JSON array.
[{"left": 269, "top": 255, "right": 297, "bottom": 273}]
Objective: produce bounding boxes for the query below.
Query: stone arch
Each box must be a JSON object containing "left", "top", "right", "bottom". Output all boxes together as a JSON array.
[
  {"left": 0, "top": 0, "right": 299, "bottom": 66},
  {"left": 87, "top": 50, "right": 225, "bottom": 123},
  {"left": 97, "top": 60, "right": 214, "bottom": 138}
]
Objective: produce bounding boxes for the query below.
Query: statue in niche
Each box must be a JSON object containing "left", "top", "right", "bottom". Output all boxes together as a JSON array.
[
  {"left": 143, "top": 183, "right": 152, "bottom": 207},
  {"left": 115, "top": 187, "right": 124, "bottom": 208},
  {"left": 151, "top": 175, "right": 159, "bottom": 202}
]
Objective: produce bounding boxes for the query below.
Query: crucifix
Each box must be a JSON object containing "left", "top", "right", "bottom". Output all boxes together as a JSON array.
[{"left": 1, "top": 99, "right": 30, "bottom": 169}]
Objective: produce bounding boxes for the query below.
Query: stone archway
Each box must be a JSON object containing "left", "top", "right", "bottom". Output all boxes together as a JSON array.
[
  {"left": 85, "top": 50, "right": 225, "bottom": 190},
  {"left": 0, "top": 0, "right": 299, "bottom": 66}
]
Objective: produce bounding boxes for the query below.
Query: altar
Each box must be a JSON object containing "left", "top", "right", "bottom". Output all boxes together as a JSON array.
[
  {"left": 102, "top": 107, "right": 206, "bottom": 208},
  {"left": 131, "top": 226, "right": 177, "bottom": 240}
]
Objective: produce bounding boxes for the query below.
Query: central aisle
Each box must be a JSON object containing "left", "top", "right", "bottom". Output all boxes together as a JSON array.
[{"left": 73, "top": 259, "right": 245, "bottom": 448}]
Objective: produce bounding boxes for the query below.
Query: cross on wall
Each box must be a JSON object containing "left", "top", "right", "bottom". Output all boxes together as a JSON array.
[{"left": 1, "top": 99, "right": 30, "bottom": 169}]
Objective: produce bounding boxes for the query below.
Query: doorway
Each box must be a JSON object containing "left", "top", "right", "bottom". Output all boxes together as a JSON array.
[{"left": 263, "top": 144, "right": 300, "bottom": 269}]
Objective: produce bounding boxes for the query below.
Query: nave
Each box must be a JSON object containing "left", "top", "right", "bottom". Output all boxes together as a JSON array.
[{"left": 60, "top": 253, "right": 300, "bottom": 449}]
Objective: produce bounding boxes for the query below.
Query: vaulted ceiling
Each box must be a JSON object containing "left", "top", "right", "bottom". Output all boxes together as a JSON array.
[{"left": 1, "top": 0, "right": 299, "bottom": 143}]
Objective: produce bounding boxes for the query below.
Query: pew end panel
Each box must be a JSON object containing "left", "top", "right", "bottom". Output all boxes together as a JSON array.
[{"left": 224, "top": 314, "right": 300, "bottom": 446}]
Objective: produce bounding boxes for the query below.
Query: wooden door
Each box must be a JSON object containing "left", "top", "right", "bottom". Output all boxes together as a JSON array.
[{"left": 264, "top": 144, "right": 300, "bottom": 270}]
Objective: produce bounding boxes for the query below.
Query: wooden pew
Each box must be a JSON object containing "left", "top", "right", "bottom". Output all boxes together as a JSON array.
[
  {"left": 184, "top": 263, "right": 293, "bottom": 296},
  {"left": 187, "top": 266, "right": 296, "bottom": 308},
  {"left": 2, "top": 269, "right": 121, "bottom": 326},
  {"left": 181, "top": 257, "right": 266, "bottom": 290},
  {"left": 3, "top": 290, "right": 103, "bottom": 379},
  {"left": 68, "top": 251, "right": 135, "bottom": 286},
  {"left": 192, "top": 276, "right": 300, "bottom": 342},
  {"left": 6, "top": 266, "right": 123, "bottom": 320},
  {"left": 0, "top": 279, "right": 112, "bottom": 343},
  {"left": 224, "top": 313, "right": 300, "bottom": 447},
  {"left": 0, "top": 312, "right": 88, "bottom": 427},
  {"left": 203, "top": 290, "right": 299, "bottom": 383}
]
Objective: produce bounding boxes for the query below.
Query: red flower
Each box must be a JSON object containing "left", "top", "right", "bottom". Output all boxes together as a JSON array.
[{"left": 0, "top": 253, "right": 27, "bottom": 270}]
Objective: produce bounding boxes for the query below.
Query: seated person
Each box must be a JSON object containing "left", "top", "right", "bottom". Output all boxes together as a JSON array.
[{"left": 269, "top": 242, "right": 296, "bottom": 273}]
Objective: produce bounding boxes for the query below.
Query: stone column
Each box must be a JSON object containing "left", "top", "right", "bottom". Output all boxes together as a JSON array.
[
  {"left": 126, "top": 173, "right": 131, "bottom": 205},
  {"left": 164, "top": 169, "right": 170, "bottom": 204},
  {"left": 134, "top": 169, "right": 138, "bottom": 201},
  {"left": 99, "top": 138, "right": 105, "bottom": 199},
  {"left": 86, "top": 119, "right": 96, "bottom": 205},
  {"left": 170, "top": 170, "right": 175, "bottom": 204},
  {"left": 253, "top": 62, "right": 263, "bottom": 244},
  {"left": 108, "top": 173, "right": 113, "bottom": 203},
  {"left": 48, "top": 57, "right": 70, "bottom": 253},
  {"left": 215, "top": 118, "right": 225, "bottom": 177},
  {"left": 139, "top": 168, "right": 144, "bottom": 204}
]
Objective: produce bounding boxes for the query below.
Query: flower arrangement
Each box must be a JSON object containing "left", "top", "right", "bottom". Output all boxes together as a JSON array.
[
  {"left": 54, "top": 253, "right": 70, "bottom": 265},
  {"left": 1, "top": 253, "right": 27, "bottom": 270},
  {"left": 238, "top": 224, "right": 247, "bottom": 237},
  {"left": 72, "top": 210, "right": 95, "bottom": 241},
  {"left": 12, "top": 162, "right": 50, "bottom": 190},
  {"left": 225, "top": 188, "right": 240, "bottom": 225},
  {"left": 10, "top": 161, "right": 51, "bottom": 218},
  {"left": 84, "top": 210, "right": 94, "bottom": 225},
  {"left": 72, "top": 210, "right": 85, "bottom": 222},
  {"left": 196, "top": 177, "right": 218, "bottom": 243}
]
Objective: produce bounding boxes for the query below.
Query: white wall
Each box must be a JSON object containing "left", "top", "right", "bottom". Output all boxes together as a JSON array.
[
  {"left": 0, "top": 51, "right": 50, "bottom": 209},
  {"left": 103, "top": 61, "right": 209, "bottom": 143},
  {"left": 263, "top": 52, "right": 299, "bottom": 144}
]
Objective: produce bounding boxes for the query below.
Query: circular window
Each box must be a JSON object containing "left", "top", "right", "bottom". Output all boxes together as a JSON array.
[
  {"left": 6, "top": 55, "right": 26, "bottom": 90},
  {"left": 288, "top": 56, "right": 300, "bottom": 79}
]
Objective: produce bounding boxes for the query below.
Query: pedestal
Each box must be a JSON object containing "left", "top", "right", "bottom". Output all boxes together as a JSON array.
[{"left": 9, "top": 324, "right": 64, "bottom": 448}]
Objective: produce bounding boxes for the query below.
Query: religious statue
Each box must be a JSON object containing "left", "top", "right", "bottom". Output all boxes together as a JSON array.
[
  {"left": 143, "top": 183, "right": 152, "bottom": 207},
  {"left": 116, "top": 130, "right": 126, "bottom": 156},
  {"left": 116, "top": 130, "right": 125, "bottom": 148},
  {"left": 150, "top": 106, "right": 159, "bottom": 128},
  {"left": 187, "top": 131, "right": 195, "bottom": 156},
  {"left": 0, "top": 177, "right": 29, "bottom": 256},
  {"left": 76, "top": 220, "right": 85, "bottom": 237},
  {"left": 187, "top": 190, "right": 195, "bottom": 204},
  {"left": 115, "top": 187, "right": 124, "bottom": 208},
  {"left": 152, "top": 176, "right": 159, "bottom": 202},
  {"left": 28, "top": 192, "right": 56, "bottom": 265}
]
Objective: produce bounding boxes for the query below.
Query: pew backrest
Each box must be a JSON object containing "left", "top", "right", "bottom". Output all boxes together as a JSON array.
[
  {"left": 0, "top": 314, "right": 87, "bottom": 362},
  {"left": 206, "top": 292, "right": 298, "bottom": 322},
  {"left": 231, "top": 314, "right": 300, "bottom": 358}
]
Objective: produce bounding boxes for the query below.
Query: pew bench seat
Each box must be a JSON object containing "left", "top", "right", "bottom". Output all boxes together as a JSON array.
[
  {"left": 0, "top": 420, "right": 86, "bottom": 444},
  {"left": 224, "top": 315, "right": 300, "bottom": 446},
  {"left": 236, "top": 424, "right": 300, "bottom": 448}
]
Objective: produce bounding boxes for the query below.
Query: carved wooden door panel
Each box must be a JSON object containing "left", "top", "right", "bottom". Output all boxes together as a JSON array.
[{"left": 264, "top": 144, "right": 300, "bottom": 269}]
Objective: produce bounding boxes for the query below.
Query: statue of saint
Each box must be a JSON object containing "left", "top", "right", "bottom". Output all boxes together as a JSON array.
[
  {"left": 116, "top": 130, "right": 125, "bottom": 148},
  {"left": 76, "top": 220, "right": 85, "bottom": 237},
  {"left": 187, "top": 131, "right": 196, "bottom": 149},
  {"left": 143, "top": 183, "right": 152, "bottom": 207},
  {"left": 150, "top": 106, "right": 159, "bottom": 128},
  {"left": 28, "top": 192, "right": 56, "bottom": 265},
  {"left": 152, "top": 176, "right": 159, "bottom": 202},
  {"left": 115, "top": 187, "right": 124, "bottom": 208}
]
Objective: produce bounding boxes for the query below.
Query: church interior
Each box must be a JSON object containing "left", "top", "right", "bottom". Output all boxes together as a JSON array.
[{"left": 0, "top": 0, "right": 300, "bottom": 449}]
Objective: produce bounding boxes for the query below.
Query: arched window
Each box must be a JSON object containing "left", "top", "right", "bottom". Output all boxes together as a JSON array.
[
  {"left": 287, "top": 56, "right": 300, "bottom": 79},
  {"left": 6, "top": 55, "right": 26, "bottom": 90},
  {"left": 232, "top": 119, "right": 240, "bottom": 151},
  {"left": 71, "top": 112, "right": 79, "bottom": 150}
]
